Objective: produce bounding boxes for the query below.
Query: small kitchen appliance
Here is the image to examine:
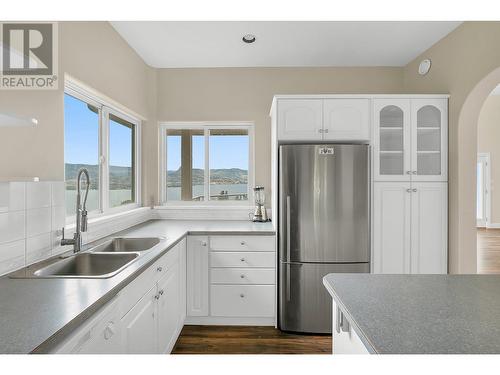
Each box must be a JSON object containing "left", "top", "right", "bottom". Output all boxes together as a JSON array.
[{"left": 252, "top": 186, "right": 269, "bottom": 222}]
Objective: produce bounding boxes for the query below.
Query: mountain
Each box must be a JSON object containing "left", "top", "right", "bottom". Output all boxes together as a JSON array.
[
  {"left": 167, "top": 168, "right": 247, "bottom": 187},
  {"left": 65, "top": 163, "right": 132, "bottom": 190}
]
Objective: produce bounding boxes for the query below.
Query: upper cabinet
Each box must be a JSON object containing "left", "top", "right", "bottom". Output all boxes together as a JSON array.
[
  {"left": 276, "top": 98, "right": 370, "bottom": 141},
  {"left": 277, "top": 99, "right": 323, "bottom": 141},
  {"left": 323, "top": 99, "right": 370, "bottom": 141},
  {"left": 373, "top": 98, "right": 448, "bottom": 182},
  {"left": 411, "top": 99, "right": 448, "bottom": 182}
]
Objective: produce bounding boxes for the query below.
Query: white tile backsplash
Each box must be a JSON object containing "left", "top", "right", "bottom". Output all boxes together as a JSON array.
[
  {"left": 27, "top": 207, "right": 51, "bottom": 237},
  {"left": 0, "top": 181, "right": 151, "bottom": 276},
  {"left": 0, "top": 211, "right": 25, "bottom": 243},
  {"left": 26, "top": 181, "right": 51, "bottom": 209},
  {"left": 0, "top": 182, "right": 25, "bottom": 213},
  {"left": 0, "top": 240, "right": 25, "bottom": 275},
  {"left": 26, "top": 233, "right": 51, "bottom": 264}
]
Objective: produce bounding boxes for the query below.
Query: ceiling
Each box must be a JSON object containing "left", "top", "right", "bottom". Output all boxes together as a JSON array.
[{"left": 110, "top": 21, "right": 461, "bottom": 68}]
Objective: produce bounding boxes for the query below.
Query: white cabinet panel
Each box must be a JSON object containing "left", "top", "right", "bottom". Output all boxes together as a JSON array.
[
  {"left": 121, "top": 285, "right": 157, "bottom": 354},
  {"left": 373, "top": 99, "right": 411, "bottom": 181},
  {"left": 323, "top": 99, "right": 370, "bottom": 141},
  {"left": 411, "top": 99, "right": 448, "bottom": 182},
  {"left": 211, "top": 268, "right": 275, "bottom": 285},
  {"left": 277, "top": 99, "right": 323, "bottom": 141},
  {"left": 373, "top": 182, "right": 411, "bottom": 274},
  {"left": 157, "top": 262, "right": 180, "bottom": 354},
  {"left": 187, "top": 236, "right": 209, "bottom": 316},
  {"left": 210, "top": 251, "right": 275, "bottom": 268},
  {"left": 210, "top": 235, "right": 275, "bottom": 252},
  {"left": 211, "top": 285, "right": 275, "bottom": 317},
  {"left": 410, "top": 183, "right": 448, "bottom": 274}
]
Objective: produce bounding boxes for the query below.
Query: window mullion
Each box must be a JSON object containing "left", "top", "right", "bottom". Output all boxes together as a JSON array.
[
  {"left": 204, "top": 128, "right": 209, "bottom": 203},
  {"left": 100, "top": 107, "right": 110, "bottom": 213}
]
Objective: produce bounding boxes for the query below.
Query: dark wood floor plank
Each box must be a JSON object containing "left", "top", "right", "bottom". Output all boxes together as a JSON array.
[{"left": 172, "top": 325, "right": 331, "bottom": 354}]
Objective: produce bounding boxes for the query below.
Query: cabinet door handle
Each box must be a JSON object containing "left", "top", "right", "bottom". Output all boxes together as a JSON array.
[
  {"left": 406, "top": 189, "right": 412, "bottom": 193},
  {"left": 240, "top": 294, "right": 245, "bottom": 298},
  {"left": 412, "top": 188, "right": 417, "bottom": 192},
  {"left": 154, "top": 294, "right": 160, "bottom": 300},
  {"left": 201, "top": 241, "right": 207, "bottom": 247},
  {"left": 157, "top": 266, "right": 162, "bottom": 272},
  {"left": 159, "top": 289, "right": 164, "bottom": 296},
  {"left": 406, "top": 171, "right": 411, "bottom": 175},
  {"left": 324, "top": 128, "right": 329, "bottom": 133},
  {"left": 240, "top": 258, "right": 245, "bottom": 262},
  {"left": 412, "top": 171, "right": 417, "bottom": 175},
  {"left": 104, "top": 323, "right": 115, "bottom": 340},
  {"left": 240, "top": 241, "right": 246, "bottom": 245},
  {"left": 240, "top": 274, "right": 245, "bottom": 278}
]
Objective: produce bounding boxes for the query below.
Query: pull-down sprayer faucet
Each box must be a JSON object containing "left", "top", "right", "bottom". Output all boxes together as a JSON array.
[{"left": 61, "top": 168, "right": 90, "bottom": 253}]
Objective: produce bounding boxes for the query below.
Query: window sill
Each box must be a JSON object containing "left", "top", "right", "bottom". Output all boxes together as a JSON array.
[{"left": 65, "top": 206, "right": 150, "bottom": 231}]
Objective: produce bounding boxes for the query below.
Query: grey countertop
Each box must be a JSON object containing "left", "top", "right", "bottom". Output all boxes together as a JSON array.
[
  {"left": 323, "top": 274, "right": 500, "bottom": 354},
  {"left": 0, "top": 219, "right": 275, "bottom": 354}
]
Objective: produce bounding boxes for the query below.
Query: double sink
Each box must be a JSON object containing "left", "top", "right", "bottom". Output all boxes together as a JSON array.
[{"left": 10, "top": 237, "right": 162, "bottom": 279}]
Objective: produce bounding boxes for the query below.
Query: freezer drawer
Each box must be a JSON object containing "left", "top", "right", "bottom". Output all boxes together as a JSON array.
[{"left": 279, "top": 262, "right": 369, "bottom": 334}]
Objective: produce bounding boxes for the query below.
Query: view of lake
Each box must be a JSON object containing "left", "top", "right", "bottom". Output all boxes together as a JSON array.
[
  {"left": 65, "top": 189, "right": 132, "bottom": 215},
  {"left": 167, "top": 183, "right": 248, "bottom": 201}
]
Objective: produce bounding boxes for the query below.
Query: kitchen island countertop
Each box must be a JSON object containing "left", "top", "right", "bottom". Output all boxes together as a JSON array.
[{"left": 323, "top": 273, "right": 500, "bottom": 354}]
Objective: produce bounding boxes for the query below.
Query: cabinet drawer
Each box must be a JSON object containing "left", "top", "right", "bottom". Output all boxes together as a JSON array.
[
  {"left": 211, "top": 268, "right": 275, "bottom": 285},
  {"left": 211, "top": 285, "right": 275, "bottom": 317},
  {"left": 210, "top": 236, "right": 275, "bottom": 252},
  {"left": 210, "top": 251, "right": 275, "bottom": 268}
]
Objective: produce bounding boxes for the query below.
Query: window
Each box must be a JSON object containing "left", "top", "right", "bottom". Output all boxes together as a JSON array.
[
  {"left": 161, "top": 122, "right": 254, "bottom": 205},
  {"left": 64, "top": 83, "right": 140, "bottom": 218}
]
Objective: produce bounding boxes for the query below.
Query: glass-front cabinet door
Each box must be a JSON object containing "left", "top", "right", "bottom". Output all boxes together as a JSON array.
[
  {"left": 411, "top": 99, "right": 448, "bottom": 182},
  {"left": 373, "top": 99, "right": 411, "bottom": 181}
]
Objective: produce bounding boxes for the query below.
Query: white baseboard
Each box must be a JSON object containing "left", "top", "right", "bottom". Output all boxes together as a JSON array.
[{"left": 184, "top": 316, "right": 275, "bottom": 326}]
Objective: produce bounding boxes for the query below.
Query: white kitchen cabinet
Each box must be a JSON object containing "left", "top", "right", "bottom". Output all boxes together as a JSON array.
[
  {"left": 373, "top": 99, "right": 411, "bottom": 181},
  {"left": 374, "top": 98, "right": 447, "bottom": 182},
  {"left": 121, "top": 284, "right": 158, "bottom": 354},
  {"left": 373, "top": 181, "right": 447, "bottom": 274},
  {"left": 410, "top": 183, "right": 448, "bottom": 274},
  {"left": 332, "top": 301, "right": 369, "bottom": 354},
  {"left": 53, "top": 297, "right": 123, "bottom": 354},
  {"left": 211, "top": 285, "right": 275, "bottom": 318},
  {"left": 323, "top": 99, "right": 370, "bottom": 141},
  {"left": 157, "top": 262, "right": 181, "bottom": 354},
  {"left": 187, "top": 236, "right": 209, "bottom": 316},
  {"left": 179, "top": 238, "right": 187, "bottom": 323},
  {"left": 411, "top": 99, "right": 448, "bottom": 182},
  {"left": 277, "top": 99, "right": 323, "bottom": 141},
  {"left": 373, "top": 182, "right": 412, "bottom": 274}
]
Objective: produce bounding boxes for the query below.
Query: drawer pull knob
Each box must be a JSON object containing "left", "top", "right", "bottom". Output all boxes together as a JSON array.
[
  {"left": 159, "top": 289, "right": 164, "bottom": 296},
  {"left": 157, "top": 266, "right": 162, "bottom": 272},
  {"left": 201, "top": 241, "right": 207, "bottom": 247},
  {"left": 240, "top": 274, "right": 245, "bottom": 278},
  {"left": 240, "top": 241, "right": 246, "bottom": 245},
  {"left": 240, "top": 294, "right": 245, "bottom": 298},
  {"left": 154, "top": 294, "right": 160, "bottom": 300},
  {"left": 240, "top": 258, "right": 245, "bottom": 262}
]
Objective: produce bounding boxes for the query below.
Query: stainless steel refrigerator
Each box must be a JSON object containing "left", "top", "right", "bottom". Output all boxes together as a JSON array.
[{"left": 278, "top": 144, "right": 370, "bottom": 334}]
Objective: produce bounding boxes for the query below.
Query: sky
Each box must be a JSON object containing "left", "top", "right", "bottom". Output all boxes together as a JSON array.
[
  {"left": 167, "top": 134, "right": 249, "bottom": 171},
  {"left": 64, "top": 94, "right": 132, "bottom": 167}
]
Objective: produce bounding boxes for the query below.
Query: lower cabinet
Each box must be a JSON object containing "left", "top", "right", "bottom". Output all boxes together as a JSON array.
[
  {"left": 121, "top": 284, "right": 158, "bottom": 354},
  {"left": 332, "top": 300, "right": 369, "bottom": 354},
  {"left": 157, "top": 262, "right": 181, "bottom": 354},
  {"left": 373, "top": 181, "right": 447, "bottom": 274}
]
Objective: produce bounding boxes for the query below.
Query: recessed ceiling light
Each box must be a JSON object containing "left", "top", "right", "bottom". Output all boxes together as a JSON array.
[{"left": 242, "top": 34, "right": 256, "bottom": 44}]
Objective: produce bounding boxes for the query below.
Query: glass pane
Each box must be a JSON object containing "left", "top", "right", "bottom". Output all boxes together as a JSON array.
[
  {"left": 417, "top": 105, "right": 441, "bottom": 175},
  {"left": 166, "top": 129, "right": 205, "bottom": 201},
  {"left": 380, "top": 105, "right": 403, "bottom": 128},
  {"left": 379, "top": 106, "right": 404, "bottom": 175},
  {"left": 209, "top": 129, "right": 249, "bottom": 201},
  {"left": 64, "top": 93, "right": 100, "bottom": 216},
  {"left": 380, "top": 153, "right": 404, "bottom": 175},
  {"left": 477, "top": 161, "right": 484, "bottom": 220},
  {"left": 109, "top": 114, "right": 135, "bottom": 208}
]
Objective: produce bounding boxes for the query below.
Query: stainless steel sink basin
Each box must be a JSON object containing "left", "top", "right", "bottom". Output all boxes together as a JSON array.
[
  {"left": 13, "top": 252, "right": 140, "bottom": 279},
  {"left": 90, "top": 237, "right": 161, "bottom": 253}
]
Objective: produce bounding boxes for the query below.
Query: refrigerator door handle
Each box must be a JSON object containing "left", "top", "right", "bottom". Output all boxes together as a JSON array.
[{"left": 286, "top": 195, "right": 291, "bottom": 263}]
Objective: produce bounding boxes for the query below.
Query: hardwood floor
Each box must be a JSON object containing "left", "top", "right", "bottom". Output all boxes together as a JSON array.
[
  {"left": 172, "top": 325, "right": 332, "bottom": 354},
  {"left": 477, "top": 228, "right": 500, "bottom": 273}
]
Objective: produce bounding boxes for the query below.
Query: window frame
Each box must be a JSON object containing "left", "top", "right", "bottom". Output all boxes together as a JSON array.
[
  {"left": 159, "top": 121, "right": 255, "bottom": 207},
  {"left": 64, "top": 82, "right": 141, "bottom": 221}
]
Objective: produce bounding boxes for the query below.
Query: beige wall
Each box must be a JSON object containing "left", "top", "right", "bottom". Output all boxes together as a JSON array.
[
  {"left": 477, "top": 95, "right": 500, "bottom": 223},
  {"left": 0, "top": 22, "right": 156, "bottom": 204},
  {"left": 403, "top": 22, "right": 500, "bottom": 273},
  {"left": 151, "top": 67, "right": 404, "bottom": 205}
]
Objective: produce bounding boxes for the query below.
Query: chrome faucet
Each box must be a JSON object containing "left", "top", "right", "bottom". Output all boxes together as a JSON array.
[{"left": 61, "top": 168, "right": 90, "bottom": 253}]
